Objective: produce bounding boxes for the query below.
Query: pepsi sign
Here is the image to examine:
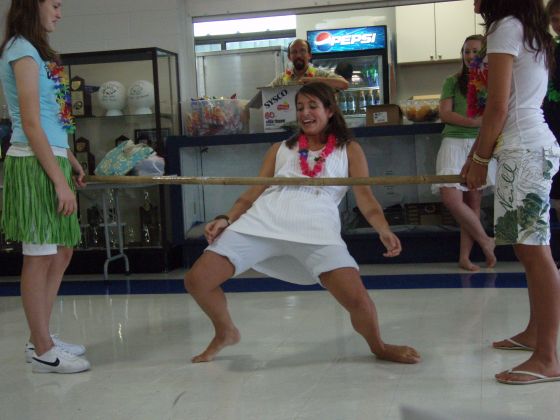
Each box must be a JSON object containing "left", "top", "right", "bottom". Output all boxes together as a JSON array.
[{"left": 307, "top": 26, "right": 386, "bottom": 54}]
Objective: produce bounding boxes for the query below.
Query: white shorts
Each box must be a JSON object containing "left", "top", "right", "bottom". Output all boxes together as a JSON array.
[
  {"left": 22, "top": 243, "right": 58, "bottom": 256},
  {"left": 206, "top": 230, "right": 359, "bottom": 286},
  {"left": 432, "top": 137, "right": 496, "bottom": 194}
]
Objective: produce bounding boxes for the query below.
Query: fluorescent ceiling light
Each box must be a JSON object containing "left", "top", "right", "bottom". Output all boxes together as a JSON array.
[{"left": 194, "top": 15, "right": 296, "bottom": 37}]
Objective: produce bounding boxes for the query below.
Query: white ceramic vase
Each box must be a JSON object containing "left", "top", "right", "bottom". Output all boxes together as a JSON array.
[
  {"left": 128, "top": 80, "right": 155, "bottom": 115},
  {"left": 98, "top": 81, "right": 126, "bottom": 116}
]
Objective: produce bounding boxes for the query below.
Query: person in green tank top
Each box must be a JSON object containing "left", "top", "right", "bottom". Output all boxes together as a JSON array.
[{"left": 432, "top": 34, "right": 497, "bottom": 271}]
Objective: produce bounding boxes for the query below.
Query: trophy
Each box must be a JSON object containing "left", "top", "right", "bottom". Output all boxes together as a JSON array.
[
  {"left": 139, "top": 191, "right": 160, "bottom": 246},
  {"left": 70, "top": 75, "right": 92, "bottom": 117},
  {"left": 74, "top": 137, "right": 95, "bottom": 175},
  {"left": 86, "top": 205, "right": 102, "bottom": 248}
]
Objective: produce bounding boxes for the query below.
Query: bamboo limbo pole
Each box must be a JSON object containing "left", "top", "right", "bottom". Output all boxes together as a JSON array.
[{"left": 85, "top": 174, "right": 463, "bottom": 186}]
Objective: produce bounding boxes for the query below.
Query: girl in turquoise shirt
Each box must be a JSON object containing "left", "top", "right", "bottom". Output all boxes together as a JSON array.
[{"left": 0, "top": 0, "right": 89, "bottom": 374}]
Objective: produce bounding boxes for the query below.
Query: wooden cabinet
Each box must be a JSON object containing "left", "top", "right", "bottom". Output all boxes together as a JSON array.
[
  {"left": 395, "top": 3, "right": 436, "bottom": 64},
  {"left": 434, "top": 1, "right": 478, "bottom": 60},
  {"left": 396, "top": 1, "right": 477, "bottom": 64}
]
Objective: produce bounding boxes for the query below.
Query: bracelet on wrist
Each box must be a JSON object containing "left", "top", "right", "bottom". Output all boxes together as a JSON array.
[
  {"left": 472, "top": 159, "right": 489, "bottom": 167},
  {"left": 472, "top": 152, "right": 490, "bottom": 166},
  {"left": 472, "top": 152, "right": 490, "bottom": 163},
  {"left": 214, "top": 215, "right": 231, "bottom": 226}
]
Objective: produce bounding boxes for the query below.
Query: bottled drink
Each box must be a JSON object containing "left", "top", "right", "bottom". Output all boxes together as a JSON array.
[
  {"left": 373, "top": 68, "right": 379, "bottom": 87},
  {"left": 373, "top": 90, "right": 381, "bottom": 105},
  {"left": 358, "top": 91, "right": 367, "bottom": 114},
  {"left": 366, "top": 90, "right": 375, "bottom": 107},
  {"left": 346, "top": 93, "right": 356, "bottom": 115},
  {"left": 338, "top": 92, "right": 347, "bottom": 114}
]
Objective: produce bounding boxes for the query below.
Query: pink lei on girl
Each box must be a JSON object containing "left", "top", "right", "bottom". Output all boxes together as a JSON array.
[{"left": 467, "top": 54, "right": 488, "bottom": 118}]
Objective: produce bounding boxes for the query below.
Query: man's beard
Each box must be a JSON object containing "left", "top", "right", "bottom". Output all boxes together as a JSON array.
[{"left": 293, "top": 59, "right": 306, "bottom": 71}]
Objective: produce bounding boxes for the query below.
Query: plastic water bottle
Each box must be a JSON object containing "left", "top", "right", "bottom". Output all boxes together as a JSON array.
[
  {"left": 366, "top": 90, "right": 375, "bottom": 107},
  {"left": 338, "top": 92, "right": 347, "bottom": 114},
  {"left": 358, "top": 91, "right": 367, "bottom": 114},
  {"left": 373, "top": 68, "right": 379, "bottom": 87},
  {"left": 346, "top": 93, "right": 356, "bottom": 115}
]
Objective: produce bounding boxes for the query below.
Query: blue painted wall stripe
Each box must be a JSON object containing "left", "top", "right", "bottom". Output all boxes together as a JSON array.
[{"left": 0, "top": 272, "right": 527, "bottom": 297}]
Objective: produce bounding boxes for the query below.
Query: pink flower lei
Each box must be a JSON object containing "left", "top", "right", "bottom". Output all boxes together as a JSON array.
[
  {"left": 45, "top": 61, "right": 76, "bottom": 134},
  {"left": 298, "top": 133, "right": 336, "bottom": 177},
  {"left": 466, "top": 54, "right": 488, "bottom": 118}
]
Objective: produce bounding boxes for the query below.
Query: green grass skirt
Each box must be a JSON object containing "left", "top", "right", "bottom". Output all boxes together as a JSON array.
[{"left": 1, "top": 155, "right": 80, "bottom": 246}]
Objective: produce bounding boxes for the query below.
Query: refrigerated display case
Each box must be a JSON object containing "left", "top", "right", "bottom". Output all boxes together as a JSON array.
[{"left": 307, "top": 26, "right": 392, "bottom": 124}]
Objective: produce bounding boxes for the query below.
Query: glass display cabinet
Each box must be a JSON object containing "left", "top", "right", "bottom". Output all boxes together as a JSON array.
[{"left": 60, "top": 47, "right": 182, "bottom": 275}]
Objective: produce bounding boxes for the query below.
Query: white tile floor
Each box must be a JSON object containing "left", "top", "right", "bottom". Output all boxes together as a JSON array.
[{"left": 1, "top": 263, "right": 559, "bottom": 420}]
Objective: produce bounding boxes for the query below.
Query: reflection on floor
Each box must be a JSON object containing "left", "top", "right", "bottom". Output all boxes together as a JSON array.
[{"left": 1, "top": 263, "right": 558, "bottom": 420}]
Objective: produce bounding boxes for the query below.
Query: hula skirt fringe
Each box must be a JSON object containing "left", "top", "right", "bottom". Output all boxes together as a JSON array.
[{"left": 1, "top": 155, "right": 80, "bottom": 247}]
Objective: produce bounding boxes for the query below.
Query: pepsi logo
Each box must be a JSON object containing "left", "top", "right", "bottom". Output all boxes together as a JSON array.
[
  {"left": 314, "top": 32, "right": 333, "bottom": 52},
  {"left": 312, "top": 32, "right": 378, "bottom": 52}
]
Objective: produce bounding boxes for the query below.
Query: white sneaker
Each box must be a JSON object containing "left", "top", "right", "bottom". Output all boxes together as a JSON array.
[
  {"left": 25, "top": 335, "right": 86, "bottom": 363},
  {"left": 31, "top": 347, "right": 90, "bottom": 374}
]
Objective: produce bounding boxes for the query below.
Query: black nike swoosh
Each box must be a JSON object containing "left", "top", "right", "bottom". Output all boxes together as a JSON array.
[{"left": 32, "top": 357, "right": 60, "bottom": 367}]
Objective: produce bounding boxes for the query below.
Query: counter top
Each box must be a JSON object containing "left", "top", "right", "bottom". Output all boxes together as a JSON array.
[
  {"left": 166, "top": 122, "right": 444, "bottom": 148},
  {"left": 165, "top": 122, "right": 445, "bottom": 247}
]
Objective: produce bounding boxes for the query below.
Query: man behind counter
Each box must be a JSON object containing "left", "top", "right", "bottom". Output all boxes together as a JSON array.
[{"left": 270, "top": 39, "right": 349, "bottom": 90}]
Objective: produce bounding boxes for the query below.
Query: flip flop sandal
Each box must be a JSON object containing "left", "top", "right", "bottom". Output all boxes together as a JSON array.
[
  {"left": 496, "top": 369, "right": 560, "bottom": 385},
  {"left": 493, "top": 337, "right": 534, "bottom": 351}
]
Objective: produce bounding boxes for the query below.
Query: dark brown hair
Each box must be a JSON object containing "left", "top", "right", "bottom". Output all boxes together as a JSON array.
[
  {"left": 0, "top": 0, "right": 58, "bottom": 62},
  {"left": 286, "top": 82, "right": 352, "bottom": 149},
  {"left": 479, "top": 0, "right": 554, "bottom": 71},
  {"left": 456, "top": 34, "right": 484, "bottom": 96}
]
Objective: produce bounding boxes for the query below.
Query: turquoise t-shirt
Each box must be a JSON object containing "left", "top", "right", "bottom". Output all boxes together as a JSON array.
[
  {"left": 0, "top": 37, "right": 68, "bottom": 148},
  {"left": 440, "top": 75, "right": 479, "bottom": 139}
]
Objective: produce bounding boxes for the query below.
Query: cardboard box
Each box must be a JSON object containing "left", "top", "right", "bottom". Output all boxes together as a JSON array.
[
  {"left": 249, "top": 85, "right": 301, "bottom": 133},
  {"left": 365, "top": 104, "right": 402, "bottom": 126},
  {"left": 405, "top": 202, "right": 457, "bottom": 226}
]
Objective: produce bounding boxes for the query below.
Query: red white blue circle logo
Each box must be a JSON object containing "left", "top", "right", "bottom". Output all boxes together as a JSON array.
[{"left": 314, "top": 32, "right": 332, "bottom": 52}]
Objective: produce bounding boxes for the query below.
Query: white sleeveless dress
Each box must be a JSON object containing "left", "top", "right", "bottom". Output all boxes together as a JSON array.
[
  {"left": 229, "top": 140, "right": 349, "bottom": 244},
  {"left": 226, "top": 140, "right": 351, "bottom": 283}
]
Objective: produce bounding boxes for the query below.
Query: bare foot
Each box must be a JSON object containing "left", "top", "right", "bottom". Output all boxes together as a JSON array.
[
  {"left": 495, "top": 356, "right": 560, "bottom": 384},
  {"left": 459, "top": 259, "right": 480, "bottom": 272},
  {"left": 375, "top": 344, "right": 421, "bottom": 364},
  {"left": 482, "top": 239, "right": 497, "bottom": 268},
  {"left": 191, "top": 328, "right": 241, "bottom": 363}
]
